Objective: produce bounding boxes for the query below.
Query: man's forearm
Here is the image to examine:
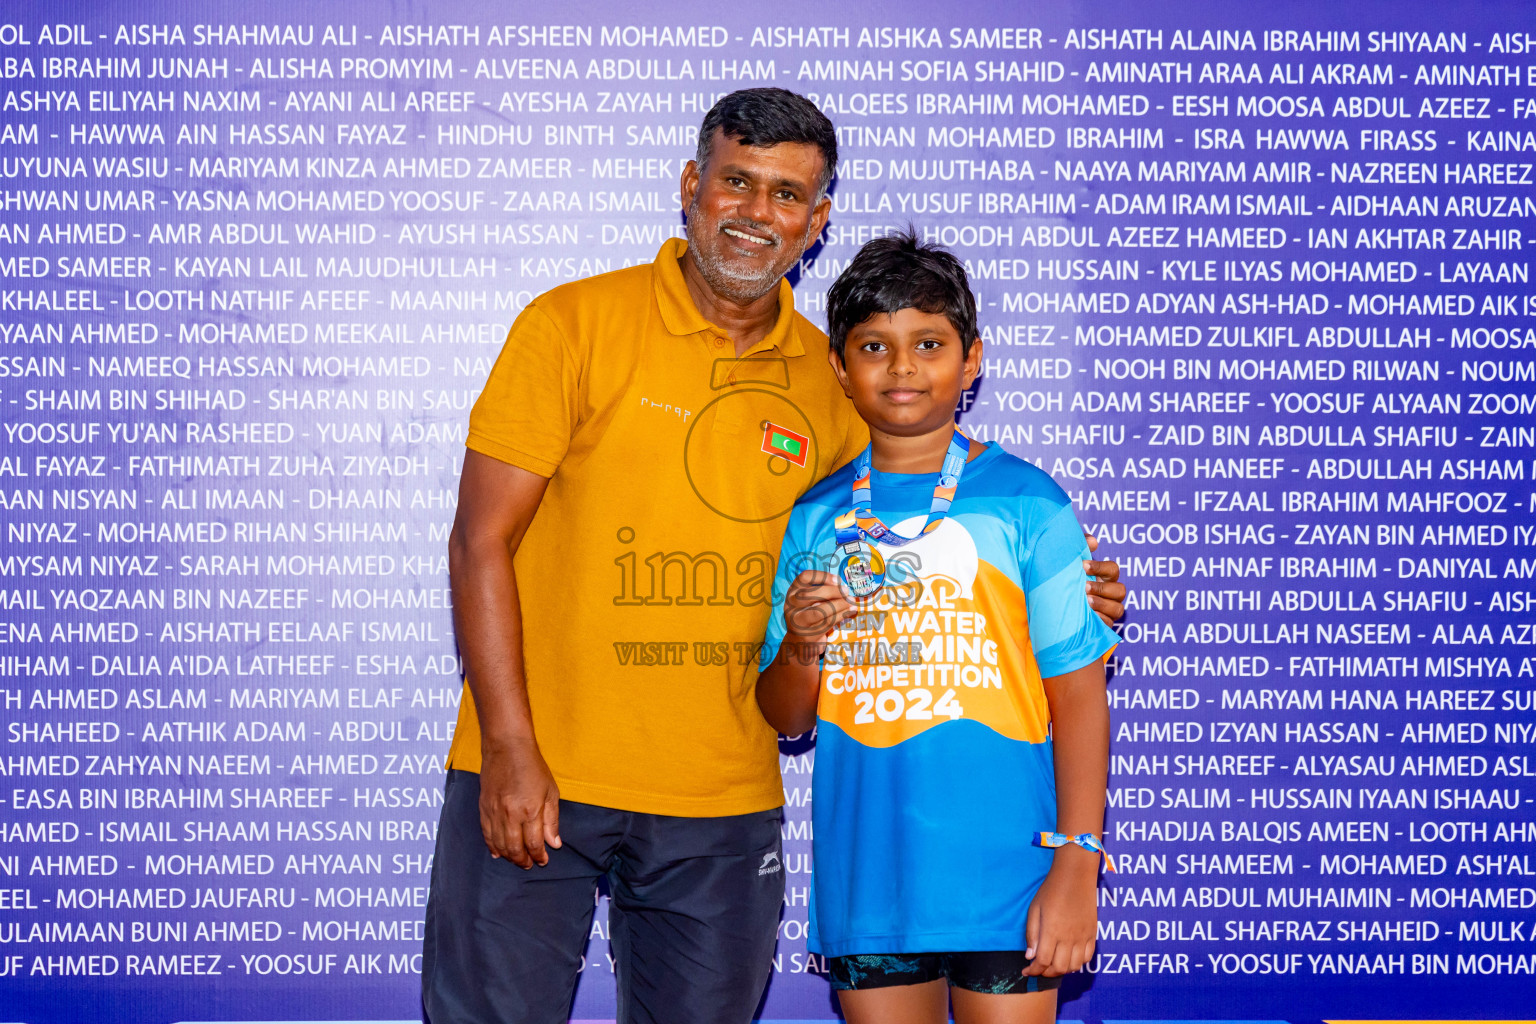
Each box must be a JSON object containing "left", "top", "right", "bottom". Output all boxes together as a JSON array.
[
  {"left": 442, "top": 453, "right": 559, "bottom": 866},
  {"left": 449, "top": 526, "right": 538, "bottom": 747}
]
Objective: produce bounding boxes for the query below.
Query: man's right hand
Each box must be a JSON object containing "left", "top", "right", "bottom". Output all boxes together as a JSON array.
[
  {"left": 1083, "top": 534, "right": 1126, "bottom": 627},
  {"left": 478, "top": 737, "right": 562, "bottom": 868},
  {"left": 449, "top": 453, "right": 557, "bottom": 868}
]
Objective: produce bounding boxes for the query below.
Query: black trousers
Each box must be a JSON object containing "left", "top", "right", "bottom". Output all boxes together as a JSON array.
[{"left": 422, "top": 770, "right": 785, "bottom": 1024}]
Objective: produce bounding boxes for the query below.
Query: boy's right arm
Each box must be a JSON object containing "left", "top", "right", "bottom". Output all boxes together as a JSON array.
[
  {"left": 449, "top": 451, "right": 559, "bottom": 870},
  {"left": 755, "top": 571, "right": 851, "bottom": 735}
]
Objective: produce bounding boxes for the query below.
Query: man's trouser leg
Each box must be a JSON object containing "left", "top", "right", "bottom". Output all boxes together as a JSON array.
[
  {"left": 609, "top": 807, "right": 785, "bottom": 1024},
  {"left": 422, "top": 770, "right": 619, "bottom": 1024}
]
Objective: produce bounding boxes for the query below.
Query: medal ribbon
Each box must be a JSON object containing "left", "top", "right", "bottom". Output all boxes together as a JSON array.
[
  {"left": 1032, "top": 831, "right": 1115, "bottom": 872},
  {"left": 834, "top": 429, "right": 971, "bottom": 561}
]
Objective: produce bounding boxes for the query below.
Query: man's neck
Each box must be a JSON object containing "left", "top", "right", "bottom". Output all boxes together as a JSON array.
[{"left": 678, "top": 252, "right": 782, "bottom": 357}]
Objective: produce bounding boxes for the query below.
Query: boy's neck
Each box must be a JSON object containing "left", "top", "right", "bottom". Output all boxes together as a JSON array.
[{"left": 869, "top": 422, "right": 971, "bottom": 474}]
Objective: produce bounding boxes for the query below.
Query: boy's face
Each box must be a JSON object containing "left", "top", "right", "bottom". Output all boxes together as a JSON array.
[{"left": 828, "top": 308, "right": 982, "bottom": 438}]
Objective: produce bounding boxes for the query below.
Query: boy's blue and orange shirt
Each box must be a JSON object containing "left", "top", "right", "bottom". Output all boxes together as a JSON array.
[{"left": 762, "top": 442, "right": 1119, "bottom": 957}]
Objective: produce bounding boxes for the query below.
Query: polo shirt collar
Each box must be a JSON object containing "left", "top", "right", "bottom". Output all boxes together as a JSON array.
[{"left": 652, "top": 238, "right": 804, "bottom": 357}]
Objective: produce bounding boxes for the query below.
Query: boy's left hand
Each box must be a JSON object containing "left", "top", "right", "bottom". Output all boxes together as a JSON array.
[
  {"left": 1083, "top": 533, "right": 1125, "bottom": 626},
  {"left": 1022, "top": 848, "right": 1100, "bottom": 977}
]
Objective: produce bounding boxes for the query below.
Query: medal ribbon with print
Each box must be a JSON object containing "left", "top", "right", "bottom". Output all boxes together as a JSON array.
[{"left": 834, "top": 429, "right": 971, "bottom": 599}]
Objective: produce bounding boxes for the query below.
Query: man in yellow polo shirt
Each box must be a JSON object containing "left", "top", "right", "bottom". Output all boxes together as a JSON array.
[{"left": 421, "top": 89, "right": 1126, "bottom": 1024}]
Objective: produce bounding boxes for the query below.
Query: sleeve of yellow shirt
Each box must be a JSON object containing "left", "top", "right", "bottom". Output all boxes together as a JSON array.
[{"left": 466, "top": 302, "right": 581, "bottom": 478}]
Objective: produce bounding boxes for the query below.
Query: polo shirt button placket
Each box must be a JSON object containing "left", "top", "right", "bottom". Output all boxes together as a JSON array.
[{"left": 710, "top": 334, "right": 738, "bottom": 385}]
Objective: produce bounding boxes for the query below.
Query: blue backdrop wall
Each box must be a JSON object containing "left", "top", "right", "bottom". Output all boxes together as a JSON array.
[{"left": 1, "top": 1, "right": 1534, "bottom": 1021}]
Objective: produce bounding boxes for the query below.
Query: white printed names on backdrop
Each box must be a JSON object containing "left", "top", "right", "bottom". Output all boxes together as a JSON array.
[{"left": 0, "top": 5, "right": 1534, "bottom": 1020}]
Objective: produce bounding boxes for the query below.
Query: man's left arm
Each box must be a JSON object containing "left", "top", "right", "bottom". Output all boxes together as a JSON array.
[{"left": 1084, "top": 533, "right": 1125, "bottom": 626}]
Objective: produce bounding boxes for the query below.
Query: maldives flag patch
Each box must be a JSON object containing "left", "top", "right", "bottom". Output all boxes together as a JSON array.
[{"left": 762, "top": 423, "right": 810, "bottom": 468}]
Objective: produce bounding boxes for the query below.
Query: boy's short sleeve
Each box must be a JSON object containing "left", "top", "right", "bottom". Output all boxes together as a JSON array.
[
  {"left": 759, "top": 504, "right": 819, "bottom": 670},
  {"left": 1022, "top": 501, "right": 1119, "bottom": 678},
  {"left": 466, "top": 303, "right": 580, "bottom": 478}
]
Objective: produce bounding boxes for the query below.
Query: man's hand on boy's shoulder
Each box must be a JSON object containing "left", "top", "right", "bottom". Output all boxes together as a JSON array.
[{"left": 1083, "top": 533, "right": 1126, "bottom": 626}]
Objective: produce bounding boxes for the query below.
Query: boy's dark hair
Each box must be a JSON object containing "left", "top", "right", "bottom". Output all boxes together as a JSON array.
[
  {"left": 696, "top": 88, "right": 838, "bottom": 199},
  {"left": 826, "top": 229, "right": 979, "bottom": 362}
]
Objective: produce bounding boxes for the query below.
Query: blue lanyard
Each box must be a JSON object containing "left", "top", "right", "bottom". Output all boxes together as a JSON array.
[{"left": 834, "top": 429, "right": 970, "bottom": 556}]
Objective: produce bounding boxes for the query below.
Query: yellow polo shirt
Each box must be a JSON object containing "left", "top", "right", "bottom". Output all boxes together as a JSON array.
[{"left": 446, "top": 238, "right": 868, "bottom": 816}]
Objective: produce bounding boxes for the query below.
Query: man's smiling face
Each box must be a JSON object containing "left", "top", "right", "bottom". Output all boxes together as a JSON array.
[{"left": 680, "top": 129, "right": 832, "bottom": 304}]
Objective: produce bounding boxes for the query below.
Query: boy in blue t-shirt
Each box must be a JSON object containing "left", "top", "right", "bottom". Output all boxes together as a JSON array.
[{"left": 756, "top": 231, "right": 1119, "bottom": 1024}]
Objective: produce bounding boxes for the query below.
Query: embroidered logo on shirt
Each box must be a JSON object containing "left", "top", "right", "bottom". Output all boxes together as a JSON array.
[
  {"left": 758, "top": 851, "right": 782, "bottom": 876},
  {"left": 639, "top": 396, "right": 692, "bottom": 423},
  {"left": 762, "top": 423, "right": 810, "bottom": 468}
]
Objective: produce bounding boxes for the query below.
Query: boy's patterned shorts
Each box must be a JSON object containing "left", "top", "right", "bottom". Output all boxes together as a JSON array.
[{"left": 829, "top": 951, "right": 1062, "bottom": 994}]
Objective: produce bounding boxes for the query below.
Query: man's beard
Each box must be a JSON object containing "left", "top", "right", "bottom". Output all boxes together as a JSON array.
[{"left": 685, "top": 194, "right": 815, "bottom": 304}]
